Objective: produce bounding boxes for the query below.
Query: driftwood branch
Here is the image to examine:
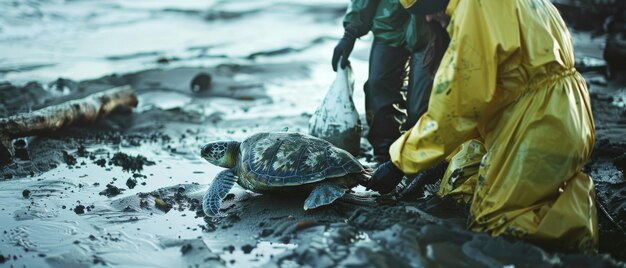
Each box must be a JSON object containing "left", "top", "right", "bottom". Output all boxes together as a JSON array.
[{"left": 0, "top": 86, "right": 138, "bottom": 163}]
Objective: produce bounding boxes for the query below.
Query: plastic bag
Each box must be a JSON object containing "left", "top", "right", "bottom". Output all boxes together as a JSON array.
[{"left": 309, "top": 64, "right": 362, "bottom": 156}]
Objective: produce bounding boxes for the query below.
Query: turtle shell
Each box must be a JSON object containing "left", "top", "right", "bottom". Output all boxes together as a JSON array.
[{"left": 239, "top": 132, "right": 364, "bottom": 187}]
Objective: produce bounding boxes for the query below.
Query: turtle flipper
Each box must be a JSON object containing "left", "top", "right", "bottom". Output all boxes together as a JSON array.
[
  {"left": 203, "top": 169, "right": 237, "bottom": 217},
  {"left": 303, "top": 182, "right": 348, "bottom": 210}
]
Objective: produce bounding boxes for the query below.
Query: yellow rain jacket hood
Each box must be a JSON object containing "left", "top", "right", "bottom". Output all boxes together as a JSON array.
[{"left": 390, "top": 0, "right": 598, "bottom": 252}]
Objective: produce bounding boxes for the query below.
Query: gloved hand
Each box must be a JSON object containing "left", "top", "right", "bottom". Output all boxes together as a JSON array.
[
  {"left": 331, "top": 30, "right": 356, "bottom": 72},
  {"left": 397, "top": 160, "right": 448, "bottom": 198},
  {"left": 366, "top": 161, "right": 405, "bottom": 194}
]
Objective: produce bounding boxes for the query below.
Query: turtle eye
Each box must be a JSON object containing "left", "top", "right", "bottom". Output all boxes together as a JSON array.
[{"left": 201, "top": 145, "right": 211, "bottom": 158}]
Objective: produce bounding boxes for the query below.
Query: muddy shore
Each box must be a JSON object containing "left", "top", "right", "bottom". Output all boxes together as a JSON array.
[
  {"left": 0, "top": 60, "right": 624, "bottom": 268},
  {"left": 1, "top": 1, "right": 625, "bottom": 267}
]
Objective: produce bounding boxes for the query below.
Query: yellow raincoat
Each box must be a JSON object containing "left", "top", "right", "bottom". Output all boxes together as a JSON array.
[{"left": 392, "top": 0, "right": 598, "bottom": 252}]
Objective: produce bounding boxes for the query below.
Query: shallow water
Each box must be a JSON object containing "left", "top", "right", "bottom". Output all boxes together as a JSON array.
[
  {"left": 0, "top": 142, "right": 217, "bottom": 265},
  {"left": 0, "top": 0, "right": 372, "bottom": 122},
  {"left": 0, "top": 0, "right": 352, "bottom": 82}
]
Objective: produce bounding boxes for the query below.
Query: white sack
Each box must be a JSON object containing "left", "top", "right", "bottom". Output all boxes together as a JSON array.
[{"left": 308, "top": 64, "right": 361, "bottom": 156}]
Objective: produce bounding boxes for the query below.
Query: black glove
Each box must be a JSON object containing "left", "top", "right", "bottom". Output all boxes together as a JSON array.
[
  {"left": 331, "top": 30, "right": 356, "bottom": 72},
  {"left": 397, "top": 160, "right": 448, "bottom": 198},
  {"left": 366, "top": 161, "right": 405, "bottom": 194}
]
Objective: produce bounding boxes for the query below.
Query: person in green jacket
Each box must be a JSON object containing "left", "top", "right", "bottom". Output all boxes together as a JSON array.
[{"left": 332, "top": 0, "right": 432, "bottom": 164}]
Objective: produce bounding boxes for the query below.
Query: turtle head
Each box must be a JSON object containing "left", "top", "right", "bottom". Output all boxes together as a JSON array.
[{"left": 201, "top": 141, "right": 240, "bottom": 168}]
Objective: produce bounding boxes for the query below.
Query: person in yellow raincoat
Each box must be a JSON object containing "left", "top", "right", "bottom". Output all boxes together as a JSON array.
[{"left": 365, "top": 0, "right": 598, "bottom": 252}]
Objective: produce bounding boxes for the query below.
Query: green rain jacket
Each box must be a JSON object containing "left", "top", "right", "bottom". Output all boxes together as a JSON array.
[{"left": 343, "top": 0, "right": 429, "bottom": 52}]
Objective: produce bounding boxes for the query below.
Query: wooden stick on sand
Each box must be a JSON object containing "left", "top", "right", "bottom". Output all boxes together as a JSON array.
[{"left": 0, "top": 86, "right": 138, "bottom": 165}]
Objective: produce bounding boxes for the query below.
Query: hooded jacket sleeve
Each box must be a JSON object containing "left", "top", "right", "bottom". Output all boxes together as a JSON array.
[
  {"left": 343, "top": 0, "right": 381, "bottom": 37},
  {"left": 389, "top": 0, "right": 519, "bottom": 175}
]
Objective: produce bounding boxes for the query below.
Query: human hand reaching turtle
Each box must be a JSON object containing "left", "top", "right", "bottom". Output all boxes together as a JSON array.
[{"left": 364, "top": 161, "right": 405, "bottom": 195}]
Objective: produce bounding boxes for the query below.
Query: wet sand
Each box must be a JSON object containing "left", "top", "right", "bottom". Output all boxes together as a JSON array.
[{"left": 1, "top": 1, "right": 625, "bottom": 267}]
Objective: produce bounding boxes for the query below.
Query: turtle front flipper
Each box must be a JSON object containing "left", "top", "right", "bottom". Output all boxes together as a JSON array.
[
  {"left": 203, "top": 169, "right": 237, "bottom": 217},
  {"left": 303, "top": 182, "right": 348, "bottom": 210}
]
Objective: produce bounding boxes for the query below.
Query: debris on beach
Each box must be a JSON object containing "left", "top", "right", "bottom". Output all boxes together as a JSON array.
[
  {"left": 309, "top": 64, "right": 362, "bottom": 156},
  {"left": 0, "top": 86, "right": 138, "bottom": 164}
]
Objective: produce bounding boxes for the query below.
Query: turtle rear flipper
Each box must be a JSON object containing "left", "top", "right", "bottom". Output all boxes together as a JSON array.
[
  {"left": 303, "top": 182, "right": 348, "bottom": 210},
  {"left": 203, "top": 169, "right": 237, "bottom": 217}
]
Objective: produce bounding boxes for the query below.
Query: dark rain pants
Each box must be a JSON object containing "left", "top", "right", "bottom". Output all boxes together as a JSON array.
[{"left": 364, "top": 40, "right": 432, "bottom": 161}]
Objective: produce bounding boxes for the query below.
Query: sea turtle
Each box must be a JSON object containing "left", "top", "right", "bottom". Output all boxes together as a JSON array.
[{"left": 200, "top": 131, "right": 369, "bottom": 217}]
